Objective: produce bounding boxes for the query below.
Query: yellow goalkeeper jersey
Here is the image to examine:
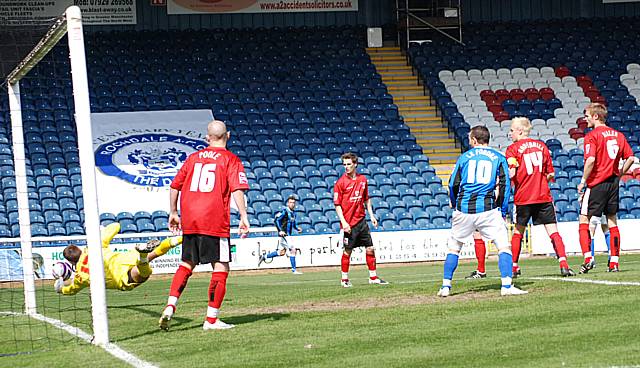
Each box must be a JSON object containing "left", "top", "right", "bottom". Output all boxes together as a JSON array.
[{"left": 61, "top": 223, "right": 123, "bottom": 295}]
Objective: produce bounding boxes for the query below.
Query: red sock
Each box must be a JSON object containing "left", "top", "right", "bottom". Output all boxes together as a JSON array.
[
  {"left": 511, "top": 233, "right": 523, "bottom": 263},
  {"left": 474, "top": 238, "right": 486, "bottom": 273},
  {"left": 609, "top": 226, "right": 620, "bottom": 259},
  {"left": 579, "top": 223, "right": 592, "bottom": 262},
  {"left": 341, "top": 253, "right": 350, "bottom": 277},
  {"left": 169, "top": 265, "right": 192, "bottom": 300},
  {"left": 550, "top": 232, "right": 569, "bottom": 268},
  {"left": 206, "top": 271, "right": 228, "bottom": 324},
  {"left": 366, "top": 253, "right": 377, "bottom": 280}
]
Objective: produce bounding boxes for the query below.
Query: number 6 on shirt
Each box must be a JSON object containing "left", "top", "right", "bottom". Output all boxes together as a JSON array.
[{"left": 190, "top": 163, "right": 217, "bottom": 192}]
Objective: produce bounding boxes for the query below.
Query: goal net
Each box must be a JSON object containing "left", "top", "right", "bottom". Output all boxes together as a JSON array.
[{"left": 0, "top": 6, "right": 109, "bottom": 356}]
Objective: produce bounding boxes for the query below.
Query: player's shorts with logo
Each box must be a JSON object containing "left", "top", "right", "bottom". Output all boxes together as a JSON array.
[
  {"left": 343, "top": 219, "right": 373, "bottom": 250},
  {"left": 515, "top": 202, "right": 557, "bottom": 226},
  {"left": 182, "top": 234, "right": 231, "bottom": 264},
  {"left": 581, "top": 176, "right": 620, "bottom": 217}
]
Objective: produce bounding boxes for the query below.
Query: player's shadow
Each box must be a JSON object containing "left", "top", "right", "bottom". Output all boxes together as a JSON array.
[
  {"left": 223, "top": 312, "right": 290, "bottom": 326},
  {"left": 466, "top": 280, "right": 534, "bottom": 293},
  {"left": 109, "top": 305, "right": 290, "bottom": 341}
]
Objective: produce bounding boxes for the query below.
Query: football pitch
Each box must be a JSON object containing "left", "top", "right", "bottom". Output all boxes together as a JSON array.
[{"left": 3, "top": 254, "right": 640, "bottom": 368}]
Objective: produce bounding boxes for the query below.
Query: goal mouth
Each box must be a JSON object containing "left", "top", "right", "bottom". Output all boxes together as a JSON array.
[{"left": 3, "top": 5, "right": 109, "bottom": 350}]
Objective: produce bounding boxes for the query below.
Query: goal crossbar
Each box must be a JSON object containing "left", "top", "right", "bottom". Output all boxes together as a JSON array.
[{"left": 5, "top": 15, "right": 66, "bottom": 85}]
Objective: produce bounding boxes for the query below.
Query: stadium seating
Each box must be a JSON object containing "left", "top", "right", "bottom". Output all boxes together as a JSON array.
[
  {"left": 408, "top": 17, "right": 640, "bottom": 221},
  {"left": 4, "top": 18, "right": 640, "bottom": 236}
]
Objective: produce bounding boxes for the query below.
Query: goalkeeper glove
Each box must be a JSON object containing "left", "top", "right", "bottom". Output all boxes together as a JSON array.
[{"left": 54, "top": 278, "right": 64, "bottom": 294}]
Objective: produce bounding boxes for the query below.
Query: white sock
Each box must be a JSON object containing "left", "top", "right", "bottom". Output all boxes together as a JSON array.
[
  {"left": 369, "top": 270, "right": 377, "bottom": 279},
  {"left": 501, "top": 277, "right": 512, "bottom": 288},
  {"left": 164, "top": 296, "right": 178, "bottom": 316},
  {"left": 442, "top": 279, "right": 452, "bottom": 288},
  {"left": 341, "top": 272, "right": 349, "bottom": 280},
  {"left": 207, "top": 307, "right": 219, "bottom": 320},
  {"left": 611, "top": 256, "right": 619, "bottom": 263}
]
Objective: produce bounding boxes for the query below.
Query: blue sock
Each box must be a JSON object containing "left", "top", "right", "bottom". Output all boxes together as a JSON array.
[
  {"left": 604, "top": 231, "right": 611, "bottom": 261},
  {"left": 443, "top": 253, "right": 459, "bottom": 284},
  {"left": 290, "top": 256, "right": 296, "bottom": 271},
  {"left": 498, "top": 252, "right": 513, "bottom": 286},
  {"left": 266, "top": 251, "right": 279, "bottom": 259},
  {"left": 591, "top": 238, "right": 595, "bottom": 258}
]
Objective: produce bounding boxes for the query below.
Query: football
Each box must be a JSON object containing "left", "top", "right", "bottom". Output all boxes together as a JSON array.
[{"left": 51, "top": 261, "right": 73, "bottom": 281}]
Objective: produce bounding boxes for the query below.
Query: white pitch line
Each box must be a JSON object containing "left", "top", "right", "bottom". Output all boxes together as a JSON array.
[
  {"left": 0, "top": 311, "right": 158, "bottom": 368},
  {"left": 530, "top": 276, "right": 640, "bottom": 286}
]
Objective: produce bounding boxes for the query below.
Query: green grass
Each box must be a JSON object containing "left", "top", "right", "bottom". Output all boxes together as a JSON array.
[{"left": 2, "top": 254, "right": 640, "bottom": 367}]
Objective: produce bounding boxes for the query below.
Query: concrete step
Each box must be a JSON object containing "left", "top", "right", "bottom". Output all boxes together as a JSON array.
[
  {"left": 396, "top": 95, "right": 432, "bottom": 101},
  {"left": 370, "top": 55, "right": 406, "bottom": 62},
  {"left": 366, "top": 46, "right": 401, "bottom": 52},
  {"left": 376, "top": 65, "right": 414, "bottom": 73},
  {"left": 396, "top": 99, "right": 430, "bottom": 106},
  {"left": 420, "top": 147, "right": 460, "bottom": 154},
  {"left": 406, "top": 117, "right": 442, "bottom": 123},
  {"left": 379, "top": 71, "right": 414, "bottom": 78},
  {"left": 384, "top": 80, "right": 420, "bottom": 87},
  {"left": 380, "top": 75, "right": 417, "bottom": 82},
  {"left": 406, "top": 126, "right": 448, "bottom": 133},
  {"left": 374, "top": 60, "right": 410, "bottom": 67},
  {"left": 398, "top": 105, "right": 437, "bottom": 112},
  {"left": 416, "top": 139, "right": 456, "bottom": 146}
]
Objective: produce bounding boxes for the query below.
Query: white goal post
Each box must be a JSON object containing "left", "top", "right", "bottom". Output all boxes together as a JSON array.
[{"left": 6, "top": 6, "right": 109, "bottom": 346}]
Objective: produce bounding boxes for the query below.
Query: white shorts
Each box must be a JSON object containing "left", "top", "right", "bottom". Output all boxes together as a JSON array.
[
  {"left": 589, "top": 214, "right": 607, "bottom": 227},
  {"left": 277, "top": 237, "right": 295, "bottom": 256},
  {"left": 450, "top": 209, "right": 509, "bottom": 251}
]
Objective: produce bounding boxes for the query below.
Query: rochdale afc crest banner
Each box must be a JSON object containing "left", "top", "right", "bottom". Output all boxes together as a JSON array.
[{"left": 91, "top": 110, "right": 213, "bottom": 214}]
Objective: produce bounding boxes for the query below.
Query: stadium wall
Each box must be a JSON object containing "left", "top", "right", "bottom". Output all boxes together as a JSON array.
[{"left": 461, "top": 0, "right": 640, "bottom": 23}]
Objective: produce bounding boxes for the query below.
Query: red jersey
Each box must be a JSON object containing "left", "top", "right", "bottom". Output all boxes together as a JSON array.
[
  {"left": 583, "top": 125, "right": 633, "bottom": 187},
  {"left": 505, "top": 138, "right": 554, "bottom": 205},
  {"left": 171, "top": 147, "right": 249, "bottom": 237},
  {"left": 333, "top": 173, "right": 369, "bottom": 227}
]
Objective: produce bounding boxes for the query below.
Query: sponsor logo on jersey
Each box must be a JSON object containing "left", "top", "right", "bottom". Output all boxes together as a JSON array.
[
  {"left": 95, "top": 133, "right": 206, "bottom": 187},
  {"left": 238, "top": 172, "right": 248, "bottom": 184}
]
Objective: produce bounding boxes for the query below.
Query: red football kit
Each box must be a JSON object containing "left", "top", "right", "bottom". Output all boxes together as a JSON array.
[
  {"left": 583, "top": 125, "right": 633, "bottom": 187},
  {"left": 333, "top": 173, "right": 369, "bottom": 227},
  {"left": 505, "top": 138, "right": 554, "bottom": 205},
  {"left": 171, "top": 147, "right": 249, "bottom": 237}
]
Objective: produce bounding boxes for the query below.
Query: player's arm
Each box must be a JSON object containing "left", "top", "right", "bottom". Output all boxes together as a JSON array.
[
  {"left": 620, "top": 138, "right": 635, "bottom": 176},
  {"left": 544, "top": 146, "right": 555, "bottom": 182},
  {"left": 496, "top": 158, "right": 511, "bottom": 217},
  {"left": 448, "top": 160, "right": 462, "bottom": 208},
  {"left": 505, "top": 146, "right": 518, "bottom": 179},
  {"left": 366, "top": 198, "right": 378, "bottom": 228},
  {"left": 333, "top": 183, "right": 351, "bottom": 232},
  {"left": 168, "top": 187, "right": 181, "bottom": 233},
  {"left": 59, "top": 274, "right": 89, "bottom": 295},
  {"left": 274, "top": 211, "right": 286, "bottom": 236},
  {"left": 101, "top": 222, "right": 120, "bottom": 248},
  {"left": 232, "top": 189, "right": 249, "bottom": 235},
  {"left": 621, "top": 157, "right": 635, "bottom": 176},
  {"left": 579, "top": 157, "right": 596, "bottom": 192}
]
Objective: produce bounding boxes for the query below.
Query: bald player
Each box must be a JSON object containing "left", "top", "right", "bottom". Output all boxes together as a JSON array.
[{"left": 159, "top": 120, "right": 250, "bottom": 331}]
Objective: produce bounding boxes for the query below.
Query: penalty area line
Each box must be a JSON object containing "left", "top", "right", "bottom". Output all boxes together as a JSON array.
[
  {"left": 0, "top": 311, "right": 158, "bottom": 368},
  {"left": 530, "top": 277, "right": 640, "bottom": 286}
]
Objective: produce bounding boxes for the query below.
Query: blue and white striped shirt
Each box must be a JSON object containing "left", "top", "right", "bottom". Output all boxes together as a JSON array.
[
  {"left": 449, "top": 146, "right": 510, "bottom": 216},
  {"left": 274, "top": 207, "right": 297, "bottom": 236}
]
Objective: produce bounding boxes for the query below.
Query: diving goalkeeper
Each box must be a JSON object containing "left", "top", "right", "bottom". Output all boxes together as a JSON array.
[{"left": 55, "top": 222, "right": 182, "bottom": 295}]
